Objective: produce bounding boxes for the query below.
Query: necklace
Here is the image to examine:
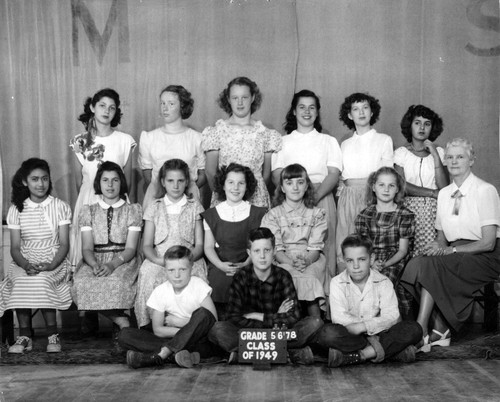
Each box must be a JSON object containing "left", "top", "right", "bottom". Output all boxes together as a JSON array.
[{"left": 410, "top": 143, "right": 428, "bottom": 153}]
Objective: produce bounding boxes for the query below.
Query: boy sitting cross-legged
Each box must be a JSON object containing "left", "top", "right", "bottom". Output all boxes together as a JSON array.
[
  {"left": 208, "top": 227, "right": 323, "bottom": 365},
  {"left": 118, "top": 245, "right": 217, "bottom": 369},
  {"left": 316, "top": 234, "right": 422, "bottom": 367}
]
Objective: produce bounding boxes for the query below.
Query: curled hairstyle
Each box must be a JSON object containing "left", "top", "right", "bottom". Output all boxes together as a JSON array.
[
  {"left": 164, "top": 245, "right": 194, "bottom": 264},
  {"left": 341, "top": 233, "right": 373, "bottom": 255},
  {"left": 339, "top": 92, "right": 381, "bottom": 130},
  {"left": 273, "top": 164, "right": 315, "bottom": 208},
  {"left": 156, "top": 158, "right": 192, "bottom": 199},
  {"left": 11, "top": 158, "right": 53, "bottom": 212},
  {"left": 400, "top": 105, "right": 444, "bottom": 142},
  {"left": 366, "top": 167, "right": 406, "bottom": 206},
  {"left": 283, "top": 89, "right": 322, "bottom": 134},
  {"left": 247, "top": 227, "right": 276, "bottom": 249},
  {"left": 78, "top": 88, "right": 122, "bottom": 129},
  {"left": 217, "top": 76, "right": 263, "bottom": 115},
  {"left": 160, "top": 85, "right": 194, "bottom": 119},
  {"left": 214, "top": 163, "right": 257, "bottom": 201},
  {"left": 93, "top": 161, "right": 128, "bottom": 200},
  {"left": 445, "top": 138, "right": 476, "bottom": 161}
]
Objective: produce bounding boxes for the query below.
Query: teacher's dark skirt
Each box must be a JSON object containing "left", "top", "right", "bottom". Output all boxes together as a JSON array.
[{"left": 401, "top": 239, "right": 500, "bottom": 331}]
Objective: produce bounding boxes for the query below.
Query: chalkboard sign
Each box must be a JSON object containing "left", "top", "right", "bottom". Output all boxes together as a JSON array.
[{"left": 238, "top": 329, "right": 297, "bottom": 364}]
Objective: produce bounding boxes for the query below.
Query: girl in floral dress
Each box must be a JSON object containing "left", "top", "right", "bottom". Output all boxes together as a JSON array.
[
  {"left": 71, "top": 162, "right": 142, "bottom": 331},
  {"left": 135, "top": 159, "right": 206, "bottom": 328},
  {"left": 69, "top": 88, "right": 136, "bottom": 268},
  {"left": 202, "top": 77, "right": 282, "bottom": 209},
  {"left": 0, "top": 158, "right": 72, "bottom": 354}
]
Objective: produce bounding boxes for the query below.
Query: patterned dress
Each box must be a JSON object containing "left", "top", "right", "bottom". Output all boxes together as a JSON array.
[
  {"left": 71, "top": 199, "right": 142, "bottom": 310},
  {"left": 262, "top": 202, "right": 327, "bottom": 303},
  {"left": 135, "top": 197, "right": 207, "bottom": 327},
  {"left": 69, "top": 131, "right": 136, "bottom": 267},
  {"left": 0, "top": 196, "right": 72, "bottom": 315},
  {"left": 394, "top": 146, "right": 445, "bottom": 257},
  {"left": 354, "top": 204, "right": 415, "bottom": 316},
  {"left": 202, "top": 119, "right": 282, "bottom": 208}
]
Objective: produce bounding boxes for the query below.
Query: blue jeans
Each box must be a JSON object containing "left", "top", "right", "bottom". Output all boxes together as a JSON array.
[
  {"left": 315, "top": 320, "right": 422, "bottom": 359},
  {"left": 208, "top": 316, "right": 324, "bottom": 353},
  {"left": 118, "top": 307, "right": 217, "bottom": 357}
]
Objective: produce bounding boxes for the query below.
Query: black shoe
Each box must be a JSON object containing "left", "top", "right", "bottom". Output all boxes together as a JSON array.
[
  {"left": 126, "top": 350, "right": 164, "bottom": 369},
  {"left": 390, "top": 345, "right": 417, "bottom": 363},
  {"left": 328, "top": 348, "right": 364, "bottom": 368},
  {"left": 174, "top": 350, "right": 200, "bottom": 368},
  {"left": 288, "top": 346, "right": 314, "bottom": 365}
]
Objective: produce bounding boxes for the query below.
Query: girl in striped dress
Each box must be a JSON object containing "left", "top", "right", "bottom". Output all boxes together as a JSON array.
[{"left": 0, "top": 158, "right": 72, "bottom": 353}]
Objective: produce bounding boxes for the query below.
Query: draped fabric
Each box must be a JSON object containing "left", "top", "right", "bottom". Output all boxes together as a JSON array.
[{"left": 1, "top": 0, "right": 499, "bottom": 218}]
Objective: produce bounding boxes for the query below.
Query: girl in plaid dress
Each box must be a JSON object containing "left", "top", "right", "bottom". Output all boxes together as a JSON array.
[{"left": 354, "top": 167, "right": 415, "bottom": 318}]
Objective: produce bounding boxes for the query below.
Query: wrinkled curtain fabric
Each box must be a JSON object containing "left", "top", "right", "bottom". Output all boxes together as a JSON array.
[{"left": 1, "top": 0, "right": 498, "bottom": 216}]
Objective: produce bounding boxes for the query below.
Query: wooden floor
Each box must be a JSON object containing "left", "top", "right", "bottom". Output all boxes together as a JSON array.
[{"left": 1, "top": 359, "right": 499, "bottom": 401}]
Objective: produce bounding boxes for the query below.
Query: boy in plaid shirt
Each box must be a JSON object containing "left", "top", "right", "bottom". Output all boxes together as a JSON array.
[{"left": 208, "top": 227, "right": 323, "bottom": 365}]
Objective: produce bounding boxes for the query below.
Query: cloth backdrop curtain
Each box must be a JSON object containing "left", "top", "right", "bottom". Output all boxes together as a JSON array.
[{"left": 1, "top": 0, "right": 498, "bottom": 218}]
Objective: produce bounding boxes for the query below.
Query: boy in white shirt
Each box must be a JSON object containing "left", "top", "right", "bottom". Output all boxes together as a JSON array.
[
  {"left": 118, "top": 246, "right": 217, "bottom": 369},
  {"left": 317, "top": 234, "right": 422, "bottom": 367}
]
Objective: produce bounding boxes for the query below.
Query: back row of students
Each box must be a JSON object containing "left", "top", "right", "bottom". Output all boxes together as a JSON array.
[{"left": 66, "top": 79, "right": 447, "bottom": 282}]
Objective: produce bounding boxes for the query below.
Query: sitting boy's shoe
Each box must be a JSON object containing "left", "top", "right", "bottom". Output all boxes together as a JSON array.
[
  {"left": 174, "top": 350, "right": 201, "bottom": 368},
  {"left": 391, "top": 345, "right": 417, "bottom": 363},
  {"left": 328, "top": 348, "right": 364, "bottom": 368},
  {"left": 8, "top": 336, "right": 33, "bottom": 354},
  {"left": 46, "top": 334, "right": 62, "bottom": 353},
  {"left": 288, "top": 346, "right": 314, "bottom": 365},
  {"left": 126, "top": 350, "right": 164, "bottom": 369},
  {"left": 227, "top": 351, "right": 238, "bottom": 365}
]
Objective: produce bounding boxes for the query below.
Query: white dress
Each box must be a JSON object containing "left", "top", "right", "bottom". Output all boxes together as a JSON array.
[
  {"left": 69, "top": 131, "right": 136, "bottom": 267},
  {"left": 137, "top": 127, "right": 205, "bottom": 210}
]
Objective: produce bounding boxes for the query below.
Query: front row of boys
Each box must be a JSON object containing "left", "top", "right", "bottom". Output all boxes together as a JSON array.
[{"left": 119, "top": 228, "right": 422, "bottom": 369}]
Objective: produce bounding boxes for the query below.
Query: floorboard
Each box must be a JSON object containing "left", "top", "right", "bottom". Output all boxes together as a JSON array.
[{"left": 1, "top": 360, "right": 500, "bottom": 402}]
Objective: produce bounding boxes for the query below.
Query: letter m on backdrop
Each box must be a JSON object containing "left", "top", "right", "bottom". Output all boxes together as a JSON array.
[{"left": 71, "top": 0, "right": 130, "bottom": 66}]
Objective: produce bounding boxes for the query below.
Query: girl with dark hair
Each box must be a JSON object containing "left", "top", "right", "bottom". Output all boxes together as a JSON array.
[
  {"left": 394, "top": 105, "right": 448, "bottom": 257},
  {"left": 272, "top": 90, "right": 342, "bottom": 291},
  {"left": 201, "top": 163, "right": 266, "bottom": 316},
  {"left": 0, "top": 158, "right": 72, "bottom": 354},
  {"left": 202, "top": 77, "right": 281, "bottom": 209},
  {"left": 262, "top": 164, "right": 327, "bottom": 317},
  {"left": 336, "top": 92, "right": 394, "bottom": 272},
  {"left": 71, "top": 162, "right": 142, "bottom": 334},
  {"left": 138, "top": 85, "right": 206, "bottom": 210},
  {"left": 135, "top": 159, "right": 206, "bottom": 328},
  {"left": 354, "top": 167, "right": 415, "bottom": 317},
  {"left": 69, "top": 88, "right": 136, "bottom": 268}
]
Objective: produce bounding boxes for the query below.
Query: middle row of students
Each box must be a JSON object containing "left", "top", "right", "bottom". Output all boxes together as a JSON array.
[{"left": 72, "top": 157, "right": 416, "bottom": 338}]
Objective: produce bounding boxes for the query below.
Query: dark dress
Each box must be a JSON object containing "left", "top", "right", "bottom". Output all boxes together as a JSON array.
[{"left": 201, "top": 205, "right": 267, "bottom": 303}]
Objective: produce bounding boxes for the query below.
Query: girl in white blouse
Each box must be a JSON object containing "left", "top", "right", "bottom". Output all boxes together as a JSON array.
[
  {"left": 394, "top": 105, "right": 448, "bottom": 257},
  {"left": 272, "top": 90, "right": 342, "bottom": 289},
  {"left": 336, "top": 92, "right": 393, "bottom": 272}
]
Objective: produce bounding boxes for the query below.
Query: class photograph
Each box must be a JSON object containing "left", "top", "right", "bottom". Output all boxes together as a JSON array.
[{"left": 0, "top": 0, "right": 499, "bottom": 401}]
